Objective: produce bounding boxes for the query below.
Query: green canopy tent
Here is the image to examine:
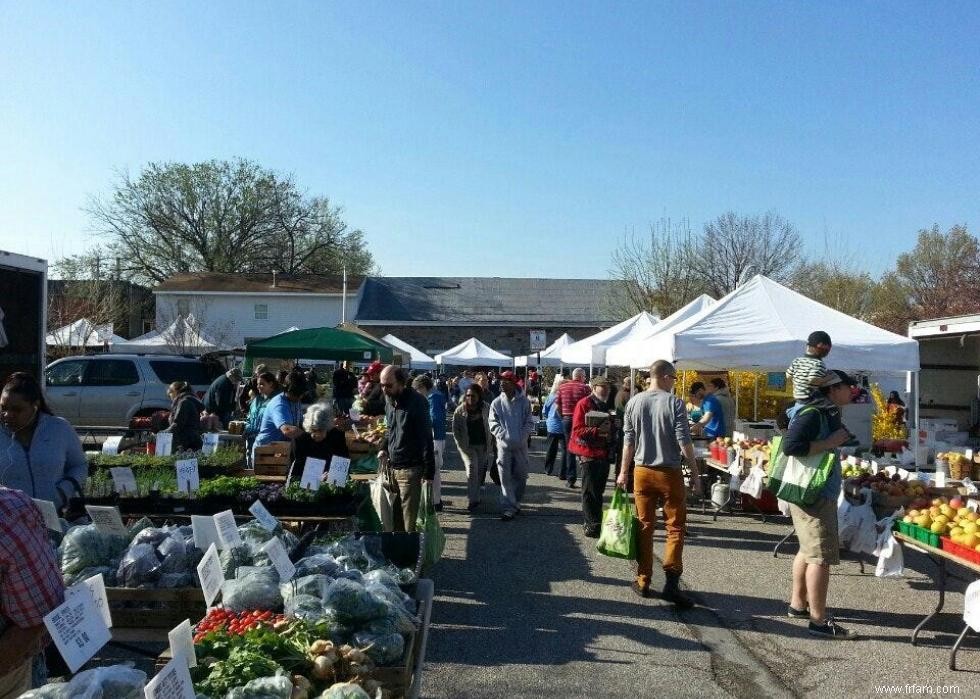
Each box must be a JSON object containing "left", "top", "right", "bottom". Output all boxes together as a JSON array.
[{"left": 243, "top": 326, "right": 394, "bottom": 372}]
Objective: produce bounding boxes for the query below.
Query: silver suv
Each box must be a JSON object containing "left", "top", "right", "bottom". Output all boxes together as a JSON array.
[{"left": 44, "top": 355, "right": 221, "bottom": 427}]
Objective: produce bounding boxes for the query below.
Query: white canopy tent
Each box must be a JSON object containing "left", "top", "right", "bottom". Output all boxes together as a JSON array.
[
  {"left": 382, "top": 334, "right": 437, "bottom": 370},
  {"left": 559, "top": 311, "right": 660, "bottom": 368},
  {"left": 514, "top": 333, "right": 575, "bottom": 367},
  {"left": 605, "top": 295, "right": 716, "bottom": 368},
  {"left": 111, "top": 315, "right": 221, "bottom": 355},
  {"left": 618, "top": 276, "right": 920, "bottom": 372},
  {"left": 435, "top": 338, "right": 512, "bottom": 368},
  {"left": 46, "top": 318, "right": 126, "bottom": 348}
]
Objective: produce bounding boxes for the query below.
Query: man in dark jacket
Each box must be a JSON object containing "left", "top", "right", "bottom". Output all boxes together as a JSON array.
[
  {"left": 570, "top": 375, "right": 613, "bottom": 537},
  {"left": 332, "top": 361, "right": 357, "bottom": 415},
  {"left": 204, "top": 367, "right": 242, "bottom": 427},
  {"left": 377, "top": 366, "right": 435, "bottom": 532}
]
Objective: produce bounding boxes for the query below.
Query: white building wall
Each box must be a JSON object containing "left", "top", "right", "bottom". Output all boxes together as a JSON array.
[{"left": 155, "top": 293, "right": 359, "bottom": 347}]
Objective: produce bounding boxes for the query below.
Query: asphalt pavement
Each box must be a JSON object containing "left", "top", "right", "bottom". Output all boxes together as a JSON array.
[{"left": 421, "top": 437, "right": 980, "bottom": 698}]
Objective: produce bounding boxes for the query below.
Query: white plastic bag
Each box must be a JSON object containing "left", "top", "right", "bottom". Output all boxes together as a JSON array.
[
  {"left": 739, "top": 466, "right": 766, "bottom": 499},
  {"left": 777, "top": 498, "right": 792, "bottom": 516},
  {"left": 839, "top": 488, "right": 877, "bottom": 554},
  {"left": 874, "top": 533, "right": 904, "bottom": 577},
  {"left": 371, "top": 476, "right": 396, "bottom": 531}
]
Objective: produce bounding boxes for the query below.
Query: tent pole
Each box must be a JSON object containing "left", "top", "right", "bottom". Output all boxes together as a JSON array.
[
  {"left": 734, "top": 372, "right": 739, "bottom": 421},
  {"left": 753, "top": 373, "right": 759, "bottom": 421}
]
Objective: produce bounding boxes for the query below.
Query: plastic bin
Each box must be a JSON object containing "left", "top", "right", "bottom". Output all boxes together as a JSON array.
[{"left": 941, "top": 537, "right": 980, "bottom": 565}]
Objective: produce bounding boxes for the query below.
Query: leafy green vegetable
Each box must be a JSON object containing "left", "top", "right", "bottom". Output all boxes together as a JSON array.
[{"left": 197, "top": 476, "right": 260, "bottom": 499}]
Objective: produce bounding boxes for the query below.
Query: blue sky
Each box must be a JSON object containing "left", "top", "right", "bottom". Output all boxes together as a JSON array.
[{"left": 1, "top": 1, "right": 978, "bottom": 279}]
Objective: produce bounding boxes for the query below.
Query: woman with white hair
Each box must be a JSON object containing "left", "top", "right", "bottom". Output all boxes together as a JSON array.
[
  {"left": 294, "top": 401, "right": 349, "bottom": 473},
  {"left": 541, "top": 375, "right": 566, "bottom": 477}
]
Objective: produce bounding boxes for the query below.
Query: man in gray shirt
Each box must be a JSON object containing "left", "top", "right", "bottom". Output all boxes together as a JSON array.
[{"left": 617, "top": 359, "right": 701, "bottom": 607}]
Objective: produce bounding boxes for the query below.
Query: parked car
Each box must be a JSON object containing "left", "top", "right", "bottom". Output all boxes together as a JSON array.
[{"left": 44, "top": 354, "right": 222, "bottom": 427}]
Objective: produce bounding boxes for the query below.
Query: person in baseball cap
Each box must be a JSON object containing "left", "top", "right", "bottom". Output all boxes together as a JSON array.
[{"left": 787, "top": 330, "right": 834, "bottom": 411}]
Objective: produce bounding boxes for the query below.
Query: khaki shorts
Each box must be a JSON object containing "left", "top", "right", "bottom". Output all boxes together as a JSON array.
[{"left": 789, "top": 496, "right": 840, "bottom": 566}]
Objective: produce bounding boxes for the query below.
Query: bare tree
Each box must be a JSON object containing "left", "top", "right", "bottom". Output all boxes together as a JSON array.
[
  {"left": 696, "top": 211, "right": 805, "bottom": 297},
  {"left": 609, "top": 217, "right": 705, "bottom": 317}
]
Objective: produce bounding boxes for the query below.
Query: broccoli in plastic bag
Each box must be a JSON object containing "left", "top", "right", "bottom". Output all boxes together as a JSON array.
[
  {"left": 322, "top": 578, "right": 386, "bottom": 623},
  {"left": 285, "top": 593, "right": 326, "bottom": 620},
  {"left": 325, "top": 538, "right": 384, "bottom": 572},
  {"left": 19, "top": 664, "right": 147, "bottom": 699},
  {"left": 64, "top": 565, "right": 117, "bottom": 587},
  {"left": 157, "top": 531, "right": 190, "bottom": 574},
  {"left": 281, "top": 574, "right": 332, "bottom": 606},
  {"left": 319, "top": 682, "right": 372, "bottom": 699},
  {"left": 353, "top": 629, "right": 405, "bottom": 665},
  {"left": 219, "top": 545, "right": 254, "bottom": 580},
  {"left": 225, "top": 674, "right": 293, "bottom": 699},
  {"left": 294, "top": 554, "right": 343, "bottom": 579},
  {"left": 116, "top": 543, "right": 162, "bottom": 588},
  {"left": 221, "top": 568, "right": 283, "bottom": 612},
  {"left": 362, "top": 569, "right": 401, "bottom": 592},
  {"left": 365, "top": 581, "right": 414, "bottom": 613},
  {"left": 60, "top": 524, "right": 129, "bottom": 578}
]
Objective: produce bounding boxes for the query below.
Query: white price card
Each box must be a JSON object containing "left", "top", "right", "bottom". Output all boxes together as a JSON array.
[
  {"left": 191, "top": 515, "right": 221, "bottom": 553},
  {"left": 144, "top": 655, "right": 196, "bottom": 699},
  {"left": 249, "top": 500, "right": 279, "bottom": 532},
  {"left": 155, "top": 432, "right": 173, "bottom": 457},
  {"left": 327, "top": 455, "right": 352, "bottom": 486},
  {"left": 898, "top": 468, "right": 912, "bottom": 481},
  {"left": 32, "top": 498, "right": 62, "bottom": 532},
  {"left": 261, "top": 537, "right": 295, "bottom": 583},
  {"left": 168, "top": 619, "right": 197, "bottom": 669},
  {"left": 110, "top": 467, "right": 138, "bottom": 494},
  {"left": 202, "top": 432, "right": 220, "bottom": 456},
  {"left": 43, "top": 589, "right": 111, "bottom": 673},
  {"left": 65, "top": 573, "right": 112, "bottom": 629},
  {"left": 85, "top": 505, "right": 129, "bottom": 538},
  {"left": 196, "top": 543, "right": 223, "bottom": 607},
  {"left": 101, "top": 436, "right": 123, "bottom": 455},
  {"left": 965, "top": 580, "right": 980, "bottom": 632},
  {"left": 175, "top": 459, "right": 199, "bottom": 494},
  {"left": 213, "top": 510, "right": 243, "bottom": 550},
  {"left": 300, "top": 457, "right": 326, "bottom": 491},
  {"left": 936, "top": 470, "right": 947, "bottom": 488}
]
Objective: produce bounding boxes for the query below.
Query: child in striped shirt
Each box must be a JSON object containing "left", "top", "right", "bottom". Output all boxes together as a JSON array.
[{"left": 785, "top": 331, "right": 833, "bottom": 419}]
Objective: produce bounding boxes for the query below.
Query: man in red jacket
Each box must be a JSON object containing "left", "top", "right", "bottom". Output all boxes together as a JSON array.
[
  {"left": 570, "top": 375, "right": 613, "bottom": 537},
  {"left": 557, "top": 368, "right": 592, "bottom": 488}
]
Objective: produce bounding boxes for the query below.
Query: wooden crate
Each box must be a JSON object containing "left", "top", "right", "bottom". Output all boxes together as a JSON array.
[
  {"left": 254, "top": 441, "right": 292, "bottom": 476},
  {"left": 106, "top": 586, "right": 206, "bottom": 629},
  {"left": 366, "top": 584, "right": 430, "bottom": 698}
]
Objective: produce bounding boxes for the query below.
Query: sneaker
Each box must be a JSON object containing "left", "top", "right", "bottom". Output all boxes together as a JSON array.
[
  {"left": 584, "top": 526, "right": 600, "bottom": 538},
  {"left": 631, "top": 581, "right": 651, "bottom": 599},
  {"left": 500, "top": 512, "right": 515, "bottom": 522},
  {"left": 787, "top": 605, "right": 810, "bottom": 619},
  {"left": 808, "top": 618, "right": 857, "bottom": 640}
]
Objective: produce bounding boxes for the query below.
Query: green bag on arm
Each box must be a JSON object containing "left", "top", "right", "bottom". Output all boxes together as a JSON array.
[
  {"left": 765, "top": 412, "right": 837, "bottom": 507},
  {"left": 416, "top": 483, "right": 446, "bottom": 570},
  {"left": 597, "top": 487, "right": 638, "bottom": 560}
]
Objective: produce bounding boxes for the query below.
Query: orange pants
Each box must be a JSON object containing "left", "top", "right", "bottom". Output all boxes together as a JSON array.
[{"left": 634, "top": 465, "right": 686, "bottom": 588}]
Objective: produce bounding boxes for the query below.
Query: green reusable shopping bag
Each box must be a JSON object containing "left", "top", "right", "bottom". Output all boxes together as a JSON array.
[
  {"left": 596, "top": 487, "right": 638, "bottom": 560},
  {"left": 416, "top": 483, "right": 446, "bottom": 569},
  {"left": 765, "top": 426, "right": 837, "bottom": 507}
]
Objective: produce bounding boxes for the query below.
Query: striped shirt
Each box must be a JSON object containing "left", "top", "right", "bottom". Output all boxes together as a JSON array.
[{"left": 786, "top": 355, "right": 828, "bottom": 401}]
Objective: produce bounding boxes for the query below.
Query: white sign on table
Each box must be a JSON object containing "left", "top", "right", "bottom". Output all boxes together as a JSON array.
[
  {"left": 202, "top": 433, "right": 220, "bottom": 456},
  {"left": 213, "top": 510, "right": 243, "bottom": 550},
  {"left": 327, "top": 455, "right": 352, "bottom": 487},
  {"left": 965, "top": 580, "right": 980, "bottom": 632},
  {"left": 898, "top": 468, "right": 912, "bottom": 481},
  {"left": 144, "top": 655, "right": 196, "bottom": 699},
  {"left": 936, "top": 470, "right": 947, "bottom": 488},
  {"left": 110, "top": 467, "right": 138, "bottom": 495},
  {"left": 261, "top": 538, "right": 295, "bottom": 582},
  {"left": 32, "top": 498, "right": 62, "bottom": 532},
  {"left": 300, "top": 457, "right": 326, "bottom": 490},
  {"left": 155, "top": 432, "right": 173, "bottom": 457},
  {"left": 43, "top": 590, "right": 112, "bottom": 673},
  {"left": 176, "top": 459, "right": 199, "bottom": 494},
  {"left": 65, "top": 573, "right": 112, "bottom": 629},
  {"left": 101, "top": 436, "right": 123, "bottom": 455},
  {"left": 85, "top": 505, "right": 129, "bottom": 538},
  {"left": 196, "top": 544, "right": 224, "bottom": 607},
  {"left": 191, "top": 515, "right": 221, "bottom": 552},
  {"left": 168, "top": 619, "right": 197, "bottom": 669},
  {"left": 249, "top": 500, "right": 279, "bottom": 532}
]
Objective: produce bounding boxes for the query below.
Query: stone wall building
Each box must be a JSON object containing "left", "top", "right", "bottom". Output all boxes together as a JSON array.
[{"left": 354, "top": 277, "right": 625, "bottom": 359}]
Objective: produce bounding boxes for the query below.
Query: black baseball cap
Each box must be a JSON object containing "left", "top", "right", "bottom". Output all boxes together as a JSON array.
[
  {"left": 807, "top": 331, "right": 832, "bottom": 348},
  {"left": 822, "top": 369, "right": 856, "bottom": 388}
]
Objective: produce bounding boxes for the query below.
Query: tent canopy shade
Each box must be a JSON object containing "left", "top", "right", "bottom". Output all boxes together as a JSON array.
[
  {"left": 47, "top": 318, "right": 125, "bottom": 348},
  {"left": 559, "top": 311, "right": 660, "bottom": 367},
  {"left": 622, "top": 276, "right": 920, "bottom": 372},
  {"left": 434, "top": 338, "right": 512, "bottom": 367},
  {"left": 111, "top": 315, "right": 220, "bottom": 355},
  {"left": 604, "top": 295, "right": 716, "bottom": 368},
  {"left": 381, "top": 334, "right": 436, "bottom": 370},
  {"left": 244, "top": 326, "right": 393, "bottom": 372},
  {"left": 514, "top": 333, "right": 575, "bottom": 367}
]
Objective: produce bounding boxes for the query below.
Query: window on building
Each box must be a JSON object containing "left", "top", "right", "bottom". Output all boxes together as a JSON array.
[
  {"left": 254, "top": 304, "right": 269, "bottom": 320},
  {"left": 176, "top": 299, "right": 190, "bottom": 317}
]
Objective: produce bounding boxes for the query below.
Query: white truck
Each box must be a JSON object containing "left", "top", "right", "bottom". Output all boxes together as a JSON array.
[
  {"left": 909, "top": 314, "right": 980, "bottom": 449},
  {"left": 0, "top": 250, "right": 47, "bottom": 386}
]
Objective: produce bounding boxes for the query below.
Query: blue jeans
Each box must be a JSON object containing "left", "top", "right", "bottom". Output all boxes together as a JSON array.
[{"left": 561, "top": 417, "right": 575, "bottom": 484}]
